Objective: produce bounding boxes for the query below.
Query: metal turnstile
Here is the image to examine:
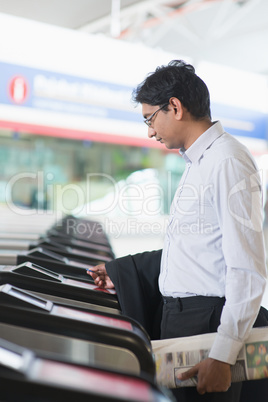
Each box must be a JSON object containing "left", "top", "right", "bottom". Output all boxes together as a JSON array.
[
  {"left": 25, "top": 239, "right": 113, "bottom": 265},
  {"left": 0, "top": 283, "right": 155, "bottom": 379},
  {"left": 0, "top": 246, "right": 101, "bottom": 283},
  {"left": 50, "top": 216, "right": 111, "bottom": 247},
  {"left": 0, "top": 236, "right": 113, "bottom": 263},
  {"left": 0, "top": 338, "right": 172, "bottom": 402},
  {"left": 0, "top": 261, "right": 119, "bottom": 315},
  {"left": 0, "top": 215, "right": 114, "bottom": 256},
  {"left": 31, "top": 236, "right": 115, "bottom": 258},
  {"left": 0, "top": 235, "right": 115, "bottom": 263},
  {"left": 42, "top": 231, "right": 115, "bottom": 256}
]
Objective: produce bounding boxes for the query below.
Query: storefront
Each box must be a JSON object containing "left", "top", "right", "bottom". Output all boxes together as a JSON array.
[{"left": 0, "top": 13, "right": 267, "bottom": 217}]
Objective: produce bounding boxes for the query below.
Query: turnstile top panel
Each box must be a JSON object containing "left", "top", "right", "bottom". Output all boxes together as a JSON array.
[
  {"left": 0, "top": 284, "right": 130, "bottom": 330},
  {"left": 6, "top": 262, "right": 116, "bottom": 294},
  {"left": 0, "top": 338, "right": 169, "bottom": 401}
]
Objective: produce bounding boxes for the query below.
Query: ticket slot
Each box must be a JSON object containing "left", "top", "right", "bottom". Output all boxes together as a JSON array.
[
  {"left": 0, "top": 262, "right": 119, "bottom": 311},
  {"left": 0, "top": 284, "right": 53, "bottom": 312},
  {"left": 16, "top": 247, "right": 96, "bottom": 283}
]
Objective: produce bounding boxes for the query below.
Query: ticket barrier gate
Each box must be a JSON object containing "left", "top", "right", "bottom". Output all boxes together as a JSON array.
[
  {"left": 0, "top": 262, "right": 119, "bottom": 315},
  {"left": 0, "top": 245, "right": 111, "bottom": 276},
  {"left": 0, "top": 234, "right": 115, "bottom": 259},
  {"left": 0, "top": 247, "right": 101, "bottom": 283},
  {"left": 0, "top": 222, "right": 114, "bottom": 254},
  {"left": 28, "top": 238, "right": 113, "bottom": 263},
  {"left": 45, "top": 229, "right": 115, "bottom": 255},
  {"left": 0, "top": 214, "right": 114, "bottom": 254},
  {"left": 0, "top": 283, "right": 155, "bottom": 379},
  {"left": 0, "top": 338, "right": 172, "bottom": 402},
  {"left": 0, "top": 216, "right": 115, "bottom": 283},
  {"left": 34, "top": 236, "right": 115, "bottom": 258},
  {"left": 51, "top": 216, "right": 111, "bottom": 247},
  {"left": 2, "top": 243, "right": 110, "bottom": 267}
]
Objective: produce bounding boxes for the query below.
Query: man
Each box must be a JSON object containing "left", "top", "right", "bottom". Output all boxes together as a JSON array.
[{"left": 88, "top": 60, "right": 267, "bottom": 401}]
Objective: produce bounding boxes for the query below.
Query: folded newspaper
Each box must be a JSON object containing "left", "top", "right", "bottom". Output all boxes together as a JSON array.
[{"left": 152, "top": 327, "right": 268, "bottom": 388}]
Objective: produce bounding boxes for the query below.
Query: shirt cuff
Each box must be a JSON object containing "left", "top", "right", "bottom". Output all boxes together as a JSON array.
[{"left": 208, "top": 333, "right": 243, "bottom": 365}]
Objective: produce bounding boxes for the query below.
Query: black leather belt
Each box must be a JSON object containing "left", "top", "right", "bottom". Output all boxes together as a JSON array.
[{"left": 162, "top": 295, "right": 225, "bottom": 310}]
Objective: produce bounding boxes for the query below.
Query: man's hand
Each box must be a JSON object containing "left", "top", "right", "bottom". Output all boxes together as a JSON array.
[
  {"left": 87, "top": 264, "right": 115, "bottom": 289},
  {"left": 177, "top": 358, "right": 231, "bottom": 395}
]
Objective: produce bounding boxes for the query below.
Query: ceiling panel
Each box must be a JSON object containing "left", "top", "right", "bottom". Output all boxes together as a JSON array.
[{"left": 0, "top": 0, "right": 267, "bottom": 74}]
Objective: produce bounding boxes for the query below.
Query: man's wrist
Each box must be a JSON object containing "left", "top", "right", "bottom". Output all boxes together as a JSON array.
[{"left": 209, "top": 334, "right": 243, "bottom": 365}]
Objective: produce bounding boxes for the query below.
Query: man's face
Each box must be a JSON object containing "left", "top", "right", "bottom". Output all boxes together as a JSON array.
[{"left": 142, "top": 103, "right": 184, "bottom": 150}]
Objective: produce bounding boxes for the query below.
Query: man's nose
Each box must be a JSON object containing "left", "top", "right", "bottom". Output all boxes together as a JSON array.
[{"left": 148, "top": 127, "right": 156, "bottom": 138}]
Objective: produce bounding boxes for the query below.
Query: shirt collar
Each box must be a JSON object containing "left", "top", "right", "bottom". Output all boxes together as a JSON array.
[{"left": 179, "top": 121, "right": 225, "bottom": 163}]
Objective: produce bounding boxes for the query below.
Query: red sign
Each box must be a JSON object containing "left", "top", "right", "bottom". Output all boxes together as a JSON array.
[{"left": 9, "top": 75, "right": 28, "bottom": 103}]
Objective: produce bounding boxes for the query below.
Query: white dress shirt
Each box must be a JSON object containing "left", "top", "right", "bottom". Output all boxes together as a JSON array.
[{"left": 159, "top": 121, "right": 267, "bottom": 364}]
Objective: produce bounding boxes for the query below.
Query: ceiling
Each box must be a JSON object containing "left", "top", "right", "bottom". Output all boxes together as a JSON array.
[{"left": 0, "top": 0, "right": 267, "bottom": 75}]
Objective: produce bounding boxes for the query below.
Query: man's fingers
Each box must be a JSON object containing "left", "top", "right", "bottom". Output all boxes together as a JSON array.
[
  {"left": 94, "top": 276, "right": 105, "bottom": 288},
  {"left": 86, "top": 269, "right": 104, "bottom": 286},
  {"left": 87, "top": 269, "right": 99, "bottom": 279},
  {"left": 177, "top": 365, "right": 199, "bottom": 381},
  {"left": 86, "top": 264, "right": 114, "bottom": 290},
  {"left": 177, "top": 358, "right": 232, "bottom": 395},
  {"left": 197, "top": 387, "right": 206, "bottom": 395},
  {"left": 87, "top": 266, "right": 105, "bottom": 279}
]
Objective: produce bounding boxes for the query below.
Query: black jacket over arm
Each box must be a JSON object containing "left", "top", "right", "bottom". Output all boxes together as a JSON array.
[{"left": 105, "top": 249, "right": 163, "bottom": 340}]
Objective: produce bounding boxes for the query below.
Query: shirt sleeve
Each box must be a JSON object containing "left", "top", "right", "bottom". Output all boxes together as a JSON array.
[{"left": 208, "top": 156, "right": 267, "bottom": 364}]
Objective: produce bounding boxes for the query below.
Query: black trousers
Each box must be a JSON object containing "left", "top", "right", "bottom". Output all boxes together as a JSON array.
[{"left": 160, "top": 295, "right": 268, "bottom": 402}]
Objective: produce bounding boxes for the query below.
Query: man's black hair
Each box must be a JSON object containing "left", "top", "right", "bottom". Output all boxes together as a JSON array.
[{"left": 132, "top": 60, "right": 211, "bottom": 120}]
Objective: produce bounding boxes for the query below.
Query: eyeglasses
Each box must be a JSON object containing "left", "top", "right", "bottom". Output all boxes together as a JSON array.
[{"left": 144, "top": 103, "right": 169, "bottom": 127}]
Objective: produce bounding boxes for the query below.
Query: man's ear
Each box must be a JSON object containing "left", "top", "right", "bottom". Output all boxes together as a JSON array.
[{"left": 169, "top": 97, "right": 183, "bottom": 120}]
